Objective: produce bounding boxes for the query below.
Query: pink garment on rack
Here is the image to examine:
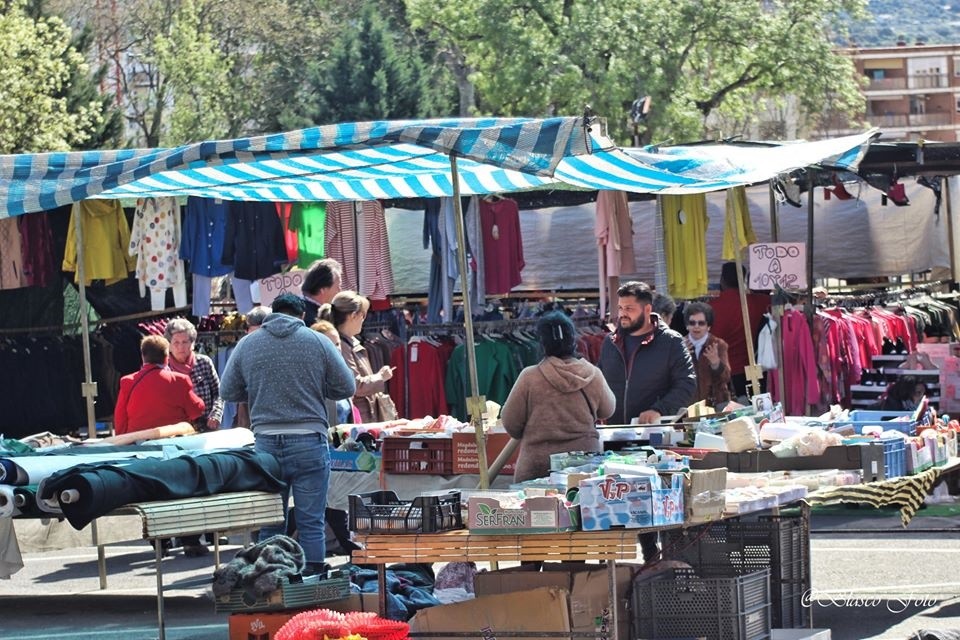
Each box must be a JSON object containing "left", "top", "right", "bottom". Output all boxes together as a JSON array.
[
  {"left": 18, "top": 211, "right": 54, "bottom": 288},
  {"left": 768, "top": 309, "right": 820, "bottom": 415},
  {"left": 595, "top": 190, "right": 636, "bottom": 277}
]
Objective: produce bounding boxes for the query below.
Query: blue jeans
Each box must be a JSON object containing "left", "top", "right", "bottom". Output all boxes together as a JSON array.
[{"left": 255, "top": 433, "right": 330, "bottom": 564}]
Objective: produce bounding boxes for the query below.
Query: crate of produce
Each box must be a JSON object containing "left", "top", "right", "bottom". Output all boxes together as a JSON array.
[
  {"left": 380, "top": 436, "right": 453, "bottom": 474},
  {"left": 214, "top": 572, "right": 351, "bottom": 613},
  {"left": 661, "top": 516, "right": 808, "bottom": 629},
  {"left": 348, "top": 490, "right": 462, "bottom": 534},
  {"left": 631, "top": 567, "right": 771, "bottom": 640}
]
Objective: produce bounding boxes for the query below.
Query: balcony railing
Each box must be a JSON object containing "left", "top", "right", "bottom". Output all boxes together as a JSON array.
[
  {"left": 866, "top": 112, "right": 954, "bottom": 127},
  {"left": 866, "top": 74, "right": 950, "bottom": 91}
]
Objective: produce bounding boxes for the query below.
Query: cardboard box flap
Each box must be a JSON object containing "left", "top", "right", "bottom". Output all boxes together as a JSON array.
[{"left": 409, "top": 586, "right": 571, "bottom": 640}]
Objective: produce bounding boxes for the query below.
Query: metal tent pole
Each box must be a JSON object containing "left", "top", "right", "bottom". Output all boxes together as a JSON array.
[
  {"left": 74, "top": 203, "right": 98, "bottom": 440},
  {"left": 449, "top": 154, "right": 490, "bottom": 490},
  {"left": 769, "top": 182, "right": 780, "bottom": 242}
]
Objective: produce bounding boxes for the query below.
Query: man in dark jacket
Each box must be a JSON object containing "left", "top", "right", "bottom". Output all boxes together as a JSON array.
[
  {"left": 599, "top": 281, "right": 696, "bottom": 425},
  {"left": 599, "top": 281, "right": 696, "bottom": 564}
]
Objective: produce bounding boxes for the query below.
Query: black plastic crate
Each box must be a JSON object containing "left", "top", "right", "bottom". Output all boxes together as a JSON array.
[
  {"left": 348, "top": 489, "right": 462, "bottom": 534},
  {"left": 631, "top": 567, "right": 771, "bottom": 640},
  {"left": 660, "top": 515, "right": 809, "bottom": 628}
]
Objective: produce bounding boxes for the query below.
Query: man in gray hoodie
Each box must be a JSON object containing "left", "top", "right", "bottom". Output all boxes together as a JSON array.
[{"left": 221, "top": 293, "right": 355, "bottom": 576}]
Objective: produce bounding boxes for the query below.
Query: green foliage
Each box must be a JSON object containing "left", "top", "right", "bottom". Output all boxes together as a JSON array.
[
  {"left": 407, "top": 0, "right": 869, "bottom": 143},
  {"left": 0, "top": 1, "right": 104, "bottom": 152},
  {"left": 270, "top": 2, "right": 454, "bottom": 130},
  {"left": 153, "top": 0, "right": 231, "bottom": 144}
]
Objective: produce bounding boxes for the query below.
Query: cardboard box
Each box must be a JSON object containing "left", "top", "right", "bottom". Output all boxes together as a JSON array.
[
  {"left": 907, "top": 439, "right": 934, "bottom": 474},
  {"left": 229, "top": 611, "right": 294, "bottom": 640},
  {"left": 409, "top": 585, "right": 571, "bottom": 640},
  {"left": 452, "top": 432, "right": 519, "bottom": 475},
  {"left": 681, "top": 468, "right": 726, "bottom": 522},
  {"left": 227, "top": 594, "right": 379, "bottom": 640},
  {"left": 578, "top": 474, "right": 655, "bottom": 530},
  {"left": 330, "top": 449, "right": 381, "bottom": 472},
  {"left": 467, "top": 493, "right": 578, "bottom": 533},
  {"left": 473, "top": 564, "right": 636, "bottom": 640}
]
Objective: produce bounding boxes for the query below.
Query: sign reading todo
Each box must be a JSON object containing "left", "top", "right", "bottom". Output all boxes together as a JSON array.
[
  {"left": 748, "top": 242, "right": 806, "bottom": 290},
  {"left": 258, "top": 269, "right": 306, "bottom": 307}
]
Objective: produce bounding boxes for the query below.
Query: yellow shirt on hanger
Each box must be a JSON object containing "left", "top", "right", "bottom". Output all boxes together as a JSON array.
[{"left": 661, "top": 193, "right": 709, "bottom": 299}]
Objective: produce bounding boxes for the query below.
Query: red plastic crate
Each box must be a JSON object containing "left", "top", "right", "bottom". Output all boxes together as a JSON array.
[{"left": 380, "top": 436, "right": 453, "bottom": 474}]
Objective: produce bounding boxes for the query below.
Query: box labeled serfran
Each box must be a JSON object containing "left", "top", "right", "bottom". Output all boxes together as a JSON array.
[
  {"left": 467, "top": 492, "right": 578, "bottom": 533},
  {"left": 452, "top": 432, "right": 519, "bottom": 475}
]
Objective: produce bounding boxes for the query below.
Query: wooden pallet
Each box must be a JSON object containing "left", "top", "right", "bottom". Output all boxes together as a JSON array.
[{"left": 353, "top": 529, "right": 639, "bottom": 564}]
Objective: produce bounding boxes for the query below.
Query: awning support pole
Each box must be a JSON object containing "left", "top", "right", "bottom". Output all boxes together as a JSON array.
[
  {"left": 74, "top": 203, "right": 98, "bottom": 440},
  {"left": 449, "top": 155, "right": 490, "bottom": 491}
]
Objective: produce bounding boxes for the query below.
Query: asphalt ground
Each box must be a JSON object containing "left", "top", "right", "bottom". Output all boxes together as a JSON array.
[{"left": 1, "top": 505, "right": 958, "bottom": 640}]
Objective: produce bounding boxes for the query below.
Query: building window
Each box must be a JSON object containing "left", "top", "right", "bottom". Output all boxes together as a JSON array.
[
  {"left": 955, "top": 97, "right": 960, "bottom": 113},
  {"left": 954, "top": 57, "right": 960, "bottom": 76}
]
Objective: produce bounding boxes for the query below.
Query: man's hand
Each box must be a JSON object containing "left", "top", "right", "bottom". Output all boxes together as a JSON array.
[
  {"left": 637, "top": 410, "right": 661, "bottom": 424},
  {"left": 206, "top": 417, "right": 221, "bottom": 430}
]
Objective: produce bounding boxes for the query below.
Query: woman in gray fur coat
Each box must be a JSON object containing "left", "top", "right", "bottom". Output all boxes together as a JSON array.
[{"left": 501, "top": 311, "right": 616, "bottom": 483}]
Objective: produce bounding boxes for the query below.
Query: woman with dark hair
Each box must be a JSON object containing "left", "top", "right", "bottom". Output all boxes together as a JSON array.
[
  {"left": 683, "top": 301, "right": 732, "bottom": 409},
  {"left": 500, "top": 311, "right": 616, "bottom": 483},
  {"left": 880, "top": 375, "right": 927, "bottom": 411}
]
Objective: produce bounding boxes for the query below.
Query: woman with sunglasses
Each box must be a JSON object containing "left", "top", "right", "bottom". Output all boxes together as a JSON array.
[{"left": 683, "top": 301, "right": 732, "bottom": 409}]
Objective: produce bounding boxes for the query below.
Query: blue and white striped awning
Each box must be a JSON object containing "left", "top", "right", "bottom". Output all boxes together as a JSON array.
[
  {"left": 0, "top": 117, "right": 877, "bottom": 218},
  {"left": 0, "top": 117, "right": 599, "bottom": 217}
]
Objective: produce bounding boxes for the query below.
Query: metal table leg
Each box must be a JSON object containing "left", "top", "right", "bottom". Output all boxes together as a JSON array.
[
  {"left": 155, "top": 539, "right": 166, "bottom": 640},
  {"left": 608, "top": 559, "right": 619, "bottom": 640}
]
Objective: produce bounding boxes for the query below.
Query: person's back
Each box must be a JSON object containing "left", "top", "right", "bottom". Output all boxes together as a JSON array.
[{"left": 221, "top": 312, "right": 355, "bottom": 429}]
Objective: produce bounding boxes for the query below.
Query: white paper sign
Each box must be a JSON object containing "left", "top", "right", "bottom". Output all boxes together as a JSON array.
[
  {"left": 748, "top": 242, "right": 807, "bottom": 290},
  {"left": 258, "top": 269, "right": 307, "bottom": 307}
]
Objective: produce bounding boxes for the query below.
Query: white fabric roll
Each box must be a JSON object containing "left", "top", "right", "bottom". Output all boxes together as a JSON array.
[
  {"left": 722, "top": 417, "right": 760, "bottom": 453},
  {"left": 144, "top": 428, "right": 254, "bottom": 451},
  {"left": 0, "top": 485, "right": 18, "bottom": 518}
]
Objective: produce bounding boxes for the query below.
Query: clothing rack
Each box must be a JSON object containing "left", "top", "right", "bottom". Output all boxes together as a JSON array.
[{"left": 819, "top": 283, "right": 949, "bottom": 309}]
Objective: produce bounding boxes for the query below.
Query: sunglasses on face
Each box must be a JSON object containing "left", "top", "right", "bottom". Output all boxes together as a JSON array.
[{"left": 687, "top": 320, "right": 708, "bottom": 326}]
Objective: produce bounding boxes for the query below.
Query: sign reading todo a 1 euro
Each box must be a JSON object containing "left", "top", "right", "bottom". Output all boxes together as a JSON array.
[
  {"left": 748, "top": 242, "right": 806, "bottom": 290},
  {"left": 258, "top": 269, "right": 307, "bottom": 307}
]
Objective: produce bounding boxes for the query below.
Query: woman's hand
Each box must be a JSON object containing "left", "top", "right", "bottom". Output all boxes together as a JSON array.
[
  {"left": 704, "top": 342, "right": 721, "bottom": 369},
  {"left": 378, "top": 365, "right": 395, "bottom": 382}
]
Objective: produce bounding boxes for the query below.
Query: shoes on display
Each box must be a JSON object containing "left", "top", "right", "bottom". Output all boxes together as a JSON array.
[{"left": 183, "top": 544, "right": 210, "bottom": 558}]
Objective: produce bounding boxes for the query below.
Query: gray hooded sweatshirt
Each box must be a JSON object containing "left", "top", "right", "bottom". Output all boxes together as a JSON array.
[
  {"left": 220, "top": 312, "right": 355, "bottom": 433},
  {"left": 500, "top": 356, "right": 616, "bottom": 482}
]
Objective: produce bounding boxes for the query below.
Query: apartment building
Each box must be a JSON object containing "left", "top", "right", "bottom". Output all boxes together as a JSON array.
[{"left": 835, "top": 42, "right": 960, "bottom": 141}]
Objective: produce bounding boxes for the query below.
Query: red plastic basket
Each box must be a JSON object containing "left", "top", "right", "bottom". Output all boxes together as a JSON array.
[{"left": 380, "top": 436, "right": 453, "bottom": 474}]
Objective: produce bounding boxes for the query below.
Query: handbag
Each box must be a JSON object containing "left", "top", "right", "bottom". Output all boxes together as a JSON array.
[{"left": 373, "top": 392, "right": 399, "bottom": 422}]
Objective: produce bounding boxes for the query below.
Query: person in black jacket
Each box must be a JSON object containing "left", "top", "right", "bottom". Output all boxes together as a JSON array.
[
  {"left": 598, "top": 281, "right": 696, "bottom": 564},
  {"left": 599, "top": 281, "right": 696, "bottom": 425}
]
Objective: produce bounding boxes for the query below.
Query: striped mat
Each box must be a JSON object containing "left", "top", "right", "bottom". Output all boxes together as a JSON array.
[{"left": 806, "top": 466, "right": 944, "bottom": 527}]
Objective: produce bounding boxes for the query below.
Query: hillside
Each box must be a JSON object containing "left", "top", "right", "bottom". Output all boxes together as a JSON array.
[{"left": 845, "top": 0, "right": 960, "bottom": 47}]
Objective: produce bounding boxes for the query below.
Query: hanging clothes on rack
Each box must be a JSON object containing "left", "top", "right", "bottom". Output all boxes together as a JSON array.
[
  {"left": 479, "top": 195, "right": 524, "bottom": 295},
  {"left": 326, "top": 201, "right": 359, "bottom": 291},
  {"left": 595, "top": 190, "right": 637, "bottom": 319},
  {"left": 722, "top": 186, "right": 756, "bottom": 260},
  {"left": 465, "top": 195, "right": 486, "bottom": 308},
  {"left": 768, "top": 308, "right": 821, "bottom": 415},
  {"left": 18, "top": 210, "right": 55, "bottom": 288},
  {"left": 423, "top": 198, "right": 459, "bottom": 323},
  {"left": 221, "top": 200, "right": 287, "bottom": 282},
  {"left": 0, "top": 216, "right": 24, "bottom": 289},
  {"left": 661, "top": 194, "right": 709, "bottom": 299},
  {"left": 289, "top": 202, "right": 327, "bottom": 268},
  {"left": 181, "top": 197, "right": 233, "bottom": 317},
  {"left": 356, "top": 200, "right": 394, "bottom": 303},
  {"left": 62, "top": 199, "right": 136, "bottom": 285},
  {"left": 129, "top": 197, "right": 187, "bottom": 311},
  {"left": 274, "top": 202, "right": 299, "bottom": 265}
]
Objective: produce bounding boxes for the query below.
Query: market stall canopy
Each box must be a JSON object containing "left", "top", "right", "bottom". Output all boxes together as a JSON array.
[{"left": 0, "top": 117, "right": 878, "bottom": 217}]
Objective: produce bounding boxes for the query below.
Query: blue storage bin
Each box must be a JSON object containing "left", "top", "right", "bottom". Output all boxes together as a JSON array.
[
  {"left": 836, "top": 410, "right": 917, "bottom": 435},
  {"left": 878, "top": 437, "right": 905, "bottom": 479}
]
